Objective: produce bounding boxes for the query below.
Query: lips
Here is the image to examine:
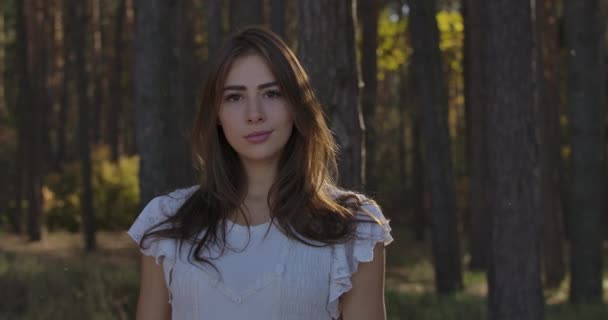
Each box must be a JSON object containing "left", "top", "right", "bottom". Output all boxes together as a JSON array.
[{"left": 244, "top": 130, "right": 273, "bottom": 143}]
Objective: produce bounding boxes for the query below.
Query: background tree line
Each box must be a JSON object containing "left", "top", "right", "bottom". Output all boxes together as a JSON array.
[{"left": 0, "top": 0, "right": 607, "bottom": 319}]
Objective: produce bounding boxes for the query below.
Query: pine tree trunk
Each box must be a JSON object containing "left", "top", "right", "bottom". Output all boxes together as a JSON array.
[
  {"left": 463, "top": 0, "right": 490, "bottom": 271},
  {"left": 71, "top": 0, "right": 97, "bottom": 251},
  {"left": 359, "top": 0, "right": 379, "bottom": 194},
  {"left": 408, "top": 0, "right": 463, "bottom": 293},
  {"left": 229, "top": 0, "right": 263, "bottom": 33},
  {"left": 135, "top": 0, "right": 197, "bottom": 205},
  {"left": 270, "top": 0, "right": 285, "bottom": 39},
  {"left": 297, "top": 0, "right": 364, "bottom": 191},
  {"left": 538, "top": 0, "right": 566, "bottom": 289},
  {"left": 565, "top": 0, "right": 605, "bottom": 303},
  {"left": 108, "top": 0, "right": 126, "bottom": 162},
  {"left": 479, "top": 1, "right": 545, "bottom": 318}
]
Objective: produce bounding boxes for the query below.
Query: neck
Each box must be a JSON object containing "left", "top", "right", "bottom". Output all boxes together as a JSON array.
[{"left": 238, "top": 157, "right": 279, "bottom": 222}]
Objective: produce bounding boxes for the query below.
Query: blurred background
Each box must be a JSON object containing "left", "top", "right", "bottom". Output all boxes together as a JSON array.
[{"left": 0, "top": 0, "right": 607, "bottom": 319}]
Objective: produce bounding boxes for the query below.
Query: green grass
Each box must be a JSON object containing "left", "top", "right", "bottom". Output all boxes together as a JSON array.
[
  {"left": 0, "top": 251, "right": 138, "bottom": 320},
  {"left": 0, "top": 228, "right": 606, "bottom": 319}
]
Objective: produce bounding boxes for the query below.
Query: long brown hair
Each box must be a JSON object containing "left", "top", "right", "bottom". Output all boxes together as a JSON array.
[{"left": 140, "top": 26, "right": 383, "bottom": 267}]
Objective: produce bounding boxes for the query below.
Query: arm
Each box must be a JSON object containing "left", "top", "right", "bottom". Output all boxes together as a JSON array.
[
  {"left": 339, "top": 243, "right": 387, "bottom": 320},
  {"left": 135, "top": 255, "right": 172, "bottom": 320}
]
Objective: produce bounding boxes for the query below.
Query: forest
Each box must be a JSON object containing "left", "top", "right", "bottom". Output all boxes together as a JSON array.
[{"left": 0, "top": 0, "right": 607, "bottom": 319}]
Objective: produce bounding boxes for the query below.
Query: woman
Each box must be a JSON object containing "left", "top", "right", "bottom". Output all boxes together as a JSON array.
[{"left": 127, "top": 26, "right": 393, "bottom": 320}]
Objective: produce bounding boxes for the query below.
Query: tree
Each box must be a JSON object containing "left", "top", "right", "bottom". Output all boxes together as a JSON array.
[
  {"left": 359, "top": 0, "right": 379, "bottom": 193},
  {"left": 108, "top": 0, "right": 126, "bottom": 162},
  {"left": 19, "top": 0, "right": 45, "bottom": 241},
  {"left": 134, "top": 0, "right": 197, "bottom": 205},
  {"left": 229, "top": 0, "right": 263, "bottom": 32},
  {"left": 538, "top": 0, "right": 566, "bottom": 289},
  {"left": 270, "top": 0, "right": 286, "bottom": 39},
  {"left": 408, "top": 0, "right": 463, "bottom": 293},
  {"left": 67, "top": 0, "right": 97, "bottom": 250},
  {"left": 565, "top": 0, "right": 606, "bottom": 303},
  {"left": 297, "top": 0, "right": 364, "bottom": 191},
  {"left": 463, "top": 0, "right": 490, "bottom": 271},
  {"left": 479, "top": 0, "right": 544, "bottom": 318}
]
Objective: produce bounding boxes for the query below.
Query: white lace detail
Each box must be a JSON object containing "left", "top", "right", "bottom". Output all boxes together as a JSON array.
[{"left": 326, "top": 202, "right": 393, "bottom": 319}]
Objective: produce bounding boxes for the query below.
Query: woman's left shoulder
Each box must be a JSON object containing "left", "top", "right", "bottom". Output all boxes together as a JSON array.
[{"left": 331, "top": 188, "right": 389, "bottom": 223}]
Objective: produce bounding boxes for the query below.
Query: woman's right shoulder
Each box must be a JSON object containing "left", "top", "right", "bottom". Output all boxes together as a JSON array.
[
  {"left": 150, "top": 184, "right": 201, "bottom": 212},
  {"left": 128, "top": 185, "right": 201, "bottom": 243}
]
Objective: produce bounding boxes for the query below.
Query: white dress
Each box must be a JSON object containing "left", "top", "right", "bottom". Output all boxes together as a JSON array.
[{"left": 127, "top": 186, "right": 393, "bottom": 320}]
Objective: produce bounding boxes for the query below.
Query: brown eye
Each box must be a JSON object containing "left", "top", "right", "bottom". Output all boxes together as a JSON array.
[
  {"left": 225, "top": 94, "right": 242, "bottom": 102},
  {"left": 264, "top": 90, "right": 282, "bottom": 99}
]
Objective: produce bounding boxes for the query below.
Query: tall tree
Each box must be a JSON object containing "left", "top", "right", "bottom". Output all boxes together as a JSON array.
[
  {"left": 20, "top": 0, "right": 44, "bottom": 241},
  {"left": 359, "top": 0, "right": 379, "bottom": 193},
  {"left": 565, "top": 0, "right": 606, "bottom": 303},
  {"left": 135, "top": 0, "right": 196, "bottom": 205},
  {"left": 68, "top": 0, "right": 97, "bottom": 250},
  {"left": 229, "top": 0, "right": 263, "bottom": 32},
  {"left": 270, "top": 0, "right": 286, "bottom": 39},
  {"left": 479, "top": 0, "right": 544, "bottom": 319},
  {"left": 463, "top": 0, "right": 489, "bottom": 271},
  {"left": 538, "top": 0, "right": 566, "bottom": 289},
  {"left": 408, "top": 0, "right": 463, "bottom": 293},
  {"left": 207, "top": 0, "right": 224, "bottom": 59},
  {"left": 108, "top": 0, "right": 126, "bottom": 162},
  {"left": 297, "top": 0, "right": 364, "bottom": 191}
]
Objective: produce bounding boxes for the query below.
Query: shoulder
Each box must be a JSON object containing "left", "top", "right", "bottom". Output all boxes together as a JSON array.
[
  {"left": 328, "top": 186, "right": 389, "bottom": 223},
  {"left": 129, "top": 185, "right": 201, "bottom": 238}
]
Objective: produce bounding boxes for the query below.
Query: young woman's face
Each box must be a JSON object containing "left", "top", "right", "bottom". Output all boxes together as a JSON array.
[{"left": 218, "top": 54, "right": 294, "bottom": 165}]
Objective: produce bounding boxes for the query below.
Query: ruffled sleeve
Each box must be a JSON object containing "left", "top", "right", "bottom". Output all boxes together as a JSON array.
[
  {"left": 126, "top": 195, "right": 177, "bottom": 266},
  {"left": 327, "top": 199, "right": 394, "bottom": 319}
]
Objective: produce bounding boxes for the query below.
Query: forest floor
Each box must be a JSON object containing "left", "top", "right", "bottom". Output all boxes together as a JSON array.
[{"left": 0, "top": 226, "right": 607, "bottom": 319}]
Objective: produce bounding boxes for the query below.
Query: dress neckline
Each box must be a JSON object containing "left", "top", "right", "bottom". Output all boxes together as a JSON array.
[{"left": 225, "top": 218, "right": 273, "bottom": 230}]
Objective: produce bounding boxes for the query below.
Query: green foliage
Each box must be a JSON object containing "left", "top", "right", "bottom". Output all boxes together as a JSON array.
[
  {"left": 377, "top": 8, "right": 410, "bottom": 80},
  {"left": 45, "top": 146, "right": 140, "bottom": 232}
]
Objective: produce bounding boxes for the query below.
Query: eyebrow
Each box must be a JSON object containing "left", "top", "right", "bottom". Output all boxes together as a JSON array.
[{"left": 223, "top": 81, "right": 279, "bottom": 91}]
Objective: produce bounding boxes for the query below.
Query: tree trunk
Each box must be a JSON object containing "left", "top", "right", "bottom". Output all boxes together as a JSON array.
[
  {"left": 270, "top": 0, "right": 286, "bottom": 39},
  {"left": 565, "top": 0, "right": 605, "bottom": 303},
  {"left": 229, "top": 0, "right": 263, "bottom": 33},
  {"left": 463, "top": 0, "right": 490, "bottom": 271},
  {"left": 206, "top": 0, "right": 224, "bottom": 59},
  {"left": 135, "top": 0, "right": 197, "bottom": 205},
  {"left": 20, "top": 0, "right": 44, "bottom": 241},
  {"left": 108, "top": 0, "right": 126, "bottom": 162},
  {"left": 538, "top": 0, "right": 566, "bottom": 289},
  {"left": 479, "top": 1, "right": 544, "bottom": 319},
  {"left": 359, "top": 0, "right": 379, "bottom": 194},
  {"left": 70, "top": 0, "right": 97, "bottom": 251},
  {"left": 297, "top": 0, "right": 364, "bottom": 191},
  {"left": 408, "top": 0, "right": 463, "bottom": 293}
]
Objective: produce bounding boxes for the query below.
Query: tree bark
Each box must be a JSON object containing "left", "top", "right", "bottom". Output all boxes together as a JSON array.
[
  {"left": 463, "top": 0, "right": 490, "bottom": 271},
  {"left": 359, "top": 0, "right": 379, "bottom": 194},
  {"left": 408, "top": 0, "right": 463, "bottom": 293},
  {"left": 108, "top": 0, "right": 126, "bottom": 162},
  {"left": 135, "top": 0, "right": 197, "bottom": 205},
  {"left": 20, "top": 0, "right": 44, "bottom": 241},
  {"left": 207, "top": 0, "right": 224, "bottom": 59},
  {"left": 538, "top": 0, "right": 566, "bottom": 289},
  {"left": 297, "top": 0, "right": 364, "bottom": 191},
  {"left": 229, "top": 0, "right": 263, "bottom": 33},
  {"left": 270, "top": 0, "right": 286, "bottom": 39},
  {"left": 479, "top": 1, "right": 545, "bottom": 319},
  {"left": 564, "top": 0, "right": 605, "bottom": 303},
  {"left": 68, "top": 0, "right": 97, "bottom": 251}
]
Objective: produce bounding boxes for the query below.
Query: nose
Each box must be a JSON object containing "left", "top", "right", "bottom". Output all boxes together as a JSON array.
[{"left": 246, "top": 96, "right": 265, "bottom": 124}]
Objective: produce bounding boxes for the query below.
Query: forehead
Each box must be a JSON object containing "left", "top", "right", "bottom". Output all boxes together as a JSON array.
[{"left": 224, "top": 54, "right": 276, "bottom": 87}]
